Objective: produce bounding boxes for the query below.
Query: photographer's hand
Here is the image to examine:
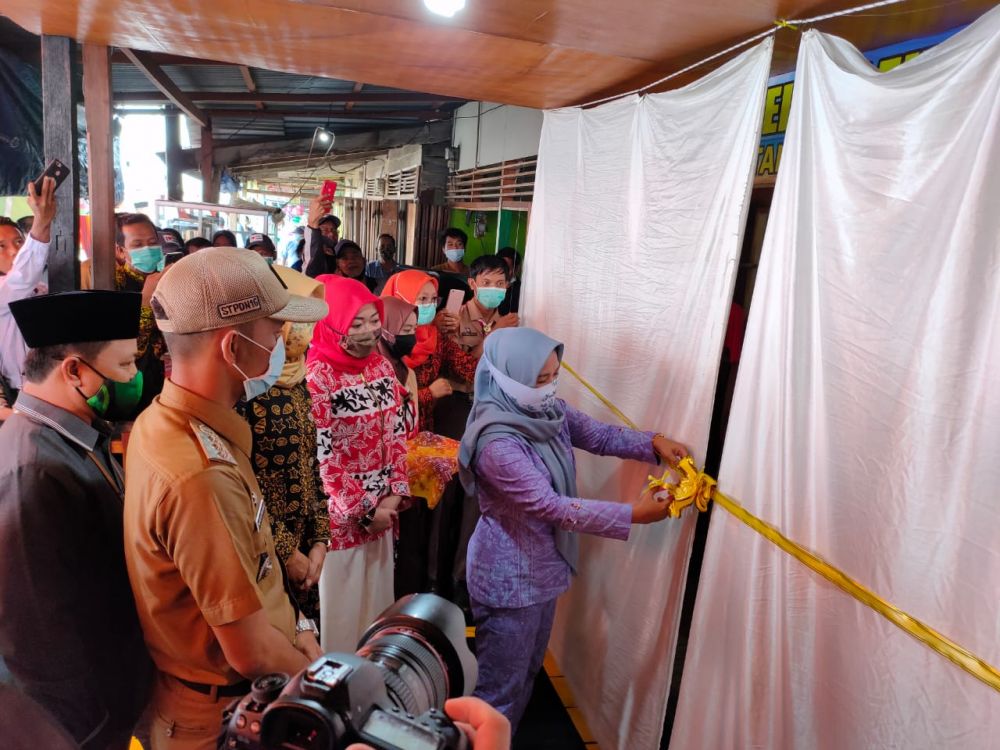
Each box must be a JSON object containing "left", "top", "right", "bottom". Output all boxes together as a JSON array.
[
  {"left": 445, "top": 697, "right": 512, "bottom": 750},
  {"left": 344, "top": 697, "right": 510, "bottom": 750}
]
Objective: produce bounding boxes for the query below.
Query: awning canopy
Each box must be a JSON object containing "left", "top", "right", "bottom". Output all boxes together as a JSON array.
[{"left": 3, "top": 0, "right": 996, "bottom": 109}]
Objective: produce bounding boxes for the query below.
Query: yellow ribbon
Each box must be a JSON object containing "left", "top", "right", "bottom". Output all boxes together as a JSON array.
[
  {"left": 647, "top": 457, "right": 715, "bottom": 519},
  {"left": 774, "top": 18, "right": 799, "bottom": 31},
  {"left": 563, "top": 360, "right": 1000, "bottom": 694}
]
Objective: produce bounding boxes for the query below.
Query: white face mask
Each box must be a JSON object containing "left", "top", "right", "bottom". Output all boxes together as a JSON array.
[
  {"left": 231, "top": 332, "right": 285, "bottom": 401},
  {"left": 485, "top": 358, "right": 559, "bottom": 414}
]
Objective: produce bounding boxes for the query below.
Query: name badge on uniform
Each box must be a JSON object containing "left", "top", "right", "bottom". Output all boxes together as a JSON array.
[
  {"left": 256, "top": 552, "right": 273, "bottom": 583},
  {"left": 253, "top": 492, "right": 266, "bottom": 531}
]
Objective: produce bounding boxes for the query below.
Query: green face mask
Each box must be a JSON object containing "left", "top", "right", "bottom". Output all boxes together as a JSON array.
[{"left": 77, "top": 360, "right": 144, "bottom": 421}]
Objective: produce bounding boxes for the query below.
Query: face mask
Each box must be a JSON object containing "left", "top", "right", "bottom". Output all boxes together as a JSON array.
[
  {"left": 485, "top": 358, "right": 559, "bottom": 414},
  {"left": 417, "top": 303, "right": 437, "bottom": 326},
  {"left": 341, "top": 328, "right": 381, "bottom": 359},
  {"left": 264, "top": 257, "right": 275, "bottom": 266},
  {"left": 74, "top": 360, "right": 145, "bottom": 421},
  {"left": 232, "top": 333, "right": 285, "bottom": 401},
  {"left": 476, "top": 287, "right": 507, "bottom": 310},
  {"left": 385, "top": 332, "right": 417, "bottom": 360},
  {"left": 129, "top": 245, "right": 165, "bottom": 274},
  {"left": 444, "top": 248, "right": 465, "bottom": 263}
]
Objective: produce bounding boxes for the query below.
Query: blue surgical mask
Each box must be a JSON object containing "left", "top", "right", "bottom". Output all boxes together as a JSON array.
[
  {"left": 417, "top": 303, "right": 437, "bottom": 326},
  {"left": 129, "top": 245, "right": 165, "bottom": 274},
  {"left": 444, "top": 248, "right": 466, "bottom": 263},
  {"left": 233, "top": 334, "right": 285, "bottom": 401},
  {"left": 476, "top": 287, "right": 506, "bottom": 310}
]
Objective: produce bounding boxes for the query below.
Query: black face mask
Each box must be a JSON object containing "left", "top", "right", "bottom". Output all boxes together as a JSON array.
[{"left": 387, "top": 333, "right": 417, "bottom": 360}]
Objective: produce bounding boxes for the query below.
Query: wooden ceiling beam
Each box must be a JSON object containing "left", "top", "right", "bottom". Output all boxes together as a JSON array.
[
  {"left": 110, "top": 50, "right": 229, "bottom": 66},
  {"left": 204, "top": 108, "right": 444, "bottom": 121},
  {"left": 116, "top": 91, "right": 461, "bottom": 104},
  {"left": 120, "top": 48, "right": 211, "bottom": 128},
  {"left": 238, "top": 65, "right": 265, "bottom": 111}
]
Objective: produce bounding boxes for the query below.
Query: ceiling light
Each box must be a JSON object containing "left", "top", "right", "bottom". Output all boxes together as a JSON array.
[{"left": 424, "top": 0, "right": 465, "bottom": 18}]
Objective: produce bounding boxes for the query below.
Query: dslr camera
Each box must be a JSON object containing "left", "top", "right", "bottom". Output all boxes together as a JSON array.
[{"left": 219, "top": 594, "right": 477, "bottom": 750}]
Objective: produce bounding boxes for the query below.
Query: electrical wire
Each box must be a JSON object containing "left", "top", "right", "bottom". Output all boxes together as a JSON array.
[
  {"left": 578, "top": 0, "right": 911, "bottom": 108},
  {"left": 451, "top": 104, "right": 505, "bottom": 119}
]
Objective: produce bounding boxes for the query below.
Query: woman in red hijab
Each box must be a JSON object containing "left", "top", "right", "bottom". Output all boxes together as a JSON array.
[
  {"left": 382, "top": 270, "right": 479, "bottom": 433},
  {"left": 306, "top": 275, "right": 410, "bottom": 652}
]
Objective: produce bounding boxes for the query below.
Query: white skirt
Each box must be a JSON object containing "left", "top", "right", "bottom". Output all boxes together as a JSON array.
[{"left": 319, "top": 532, "right": 395, "bottom": 653}]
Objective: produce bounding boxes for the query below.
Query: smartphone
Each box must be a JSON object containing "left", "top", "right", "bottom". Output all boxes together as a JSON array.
[
  {"left": 164, "top": 250, "right": 185, "bottom": 266},
  {"left": 445, "top": 288, "right": 465, "bottom": 315},
  {"left": 33, "top": 159, "right": 70, "bottom": 195},
  {"left": 321, "top": 180, "right": 338, "bottom": 201}
]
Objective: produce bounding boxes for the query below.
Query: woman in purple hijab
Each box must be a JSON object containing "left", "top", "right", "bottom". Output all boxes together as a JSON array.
[{"left": 459, "top": 327, "right": 688, "bottom": 730}]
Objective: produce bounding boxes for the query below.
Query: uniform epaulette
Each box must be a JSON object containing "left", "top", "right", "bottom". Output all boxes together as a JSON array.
[{"left": 189, "top": 419, "right": 237, "bottom": 466}]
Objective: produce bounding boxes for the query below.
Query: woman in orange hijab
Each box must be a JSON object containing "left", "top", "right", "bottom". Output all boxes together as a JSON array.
[{"left": 382, "top": 270, "right": 479, "bottom": 433}]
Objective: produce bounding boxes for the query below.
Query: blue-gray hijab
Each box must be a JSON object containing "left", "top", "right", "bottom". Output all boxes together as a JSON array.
[{"left": 459, "top": 327, "right": 581, "bottom": 570}]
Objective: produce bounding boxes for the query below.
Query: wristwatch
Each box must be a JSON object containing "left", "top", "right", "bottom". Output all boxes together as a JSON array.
[{"left": 296, "top": 618, "right": 319, "bottom": 638}]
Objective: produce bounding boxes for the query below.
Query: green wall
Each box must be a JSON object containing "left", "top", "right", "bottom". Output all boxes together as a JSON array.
[{"left": 448, "top": 209, "right": 528, "bottom": 265}]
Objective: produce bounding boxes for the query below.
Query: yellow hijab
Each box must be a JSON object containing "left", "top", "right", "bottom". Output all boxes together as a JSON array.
[{"left": 273, "top": 265, "right": 324, "bottom": 388}]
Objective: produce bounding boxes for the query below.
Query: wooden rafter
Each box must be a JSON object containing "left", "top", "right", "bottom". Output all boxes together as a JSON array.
[
  {"left": 203, "top": 108, "right": 443, "bottom": 121},
  {"left": 121, "top": 48, "right": 210, "bottom": 128},
  {"left": 238, "top": 65, "right": 264, "bottom": 111},
  {"left": 115, "top": 91, "right": 459, "bottom": 105}
]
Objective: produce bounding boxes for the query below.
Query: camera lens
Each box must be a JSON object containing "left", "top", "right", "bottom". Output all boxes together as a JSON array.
[{"left": 356, "top": 594, "right": 477, "bottom": 716}]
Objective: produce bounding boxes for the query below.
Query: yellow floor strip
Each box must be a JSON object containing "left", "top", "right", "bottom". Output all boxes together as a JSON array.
[
  {"left": 469, "top": 626, "right": 597, "bottom": 747},
  {"left": 543, "top": 650, "right": 600, "bottom": 750}
]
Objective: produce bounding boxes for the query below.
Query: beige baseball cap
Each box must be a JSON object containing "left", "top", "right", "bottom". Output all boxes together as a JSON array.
[{"left": 151, "top": 246, "right": 329, "bottom": 334}]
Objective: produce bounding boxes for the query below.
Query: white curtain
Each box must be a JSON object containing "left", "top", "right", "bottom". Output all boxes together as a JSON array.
[
  {"left": 521, "top": 40, "right": 772, "bottom": 750},
  {"left": 671, "top": 9, "right": 1000, "bottom": 749}
]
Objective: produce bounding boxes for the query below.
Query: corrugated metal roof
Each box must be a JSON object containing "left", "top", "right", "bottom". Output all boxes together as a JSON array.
[{"left": 111, "top": 59, "right": 461, "bottom": 147}]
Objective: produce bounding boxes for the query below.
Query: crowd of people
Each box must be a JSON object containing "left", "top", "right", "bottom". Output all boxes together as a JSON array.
[{"left": 0, "top": 181, "right": 688, "bottom": 750}]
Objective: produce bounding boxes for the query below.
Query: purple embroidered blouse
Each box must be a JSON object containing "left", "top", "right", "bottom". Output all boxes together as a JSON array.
[{"left": 466, "top": 402, "right": 658, "bottom": 609}]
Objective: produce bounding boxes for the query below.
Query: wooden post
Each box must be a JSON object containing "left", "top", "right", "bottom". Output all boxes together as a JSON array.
[
  {"left": 82, "top": 43, "right": 116, "bottom": 291},
  {"left": 165, "top": 113, "right": 183, "bottom": 200},
  {"left": 200, "top": 125, "right": 218, "bottom": 203},
  {"left": 40, "top": 35, "right": 80, "bottom": 292}
]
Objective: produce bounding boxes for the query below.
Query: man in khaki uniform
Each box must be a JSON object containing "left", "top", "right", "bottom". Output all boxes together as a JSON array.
[
  {"left": 453, "top": 255, "right": 519, "bottom": 358},
  {"left": 124, "top": 247, "right": 328, "bottom": 750}
]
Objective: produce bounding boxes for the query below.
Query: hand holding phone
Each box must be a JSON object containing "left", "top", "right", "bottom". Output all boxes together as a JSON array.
[
  {"left": 445, "top": 289, "right": 465, "bottom": 315},
  {"left": 32, "top": 159, "right": 70, "bottom": 197},
  {"left": 308, "top": 193, "right": 332, "bottom": 228},
  {"left": 26, "top": 167, "right": 60, "bottom": 242}
]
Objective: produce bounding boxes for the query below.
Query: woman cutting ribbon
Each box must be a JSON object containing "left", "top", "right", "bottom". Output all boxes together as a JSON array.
[{"left": 459, "top": 327, "right": 688, "bottom": 731}]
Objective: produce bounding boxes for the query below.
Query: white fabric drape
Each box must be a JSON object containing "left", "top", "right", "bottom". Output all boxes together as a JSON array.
[
  {"left": 671, "top": 10, "right": 1000, "bottom": 749},
  {"left": 521, "top": 40, "right": 772, "bottom": 750}
]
